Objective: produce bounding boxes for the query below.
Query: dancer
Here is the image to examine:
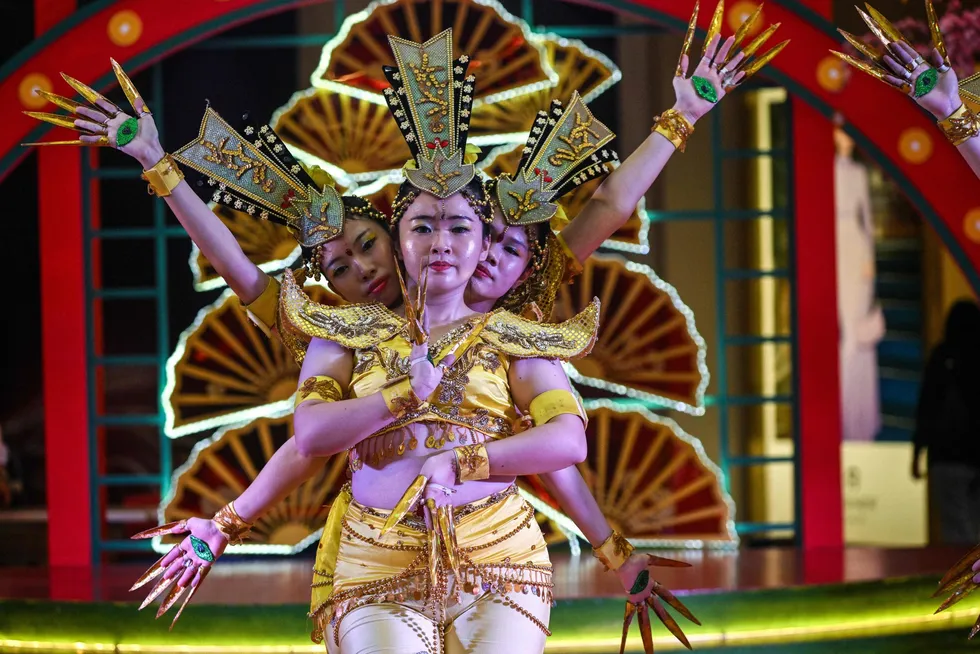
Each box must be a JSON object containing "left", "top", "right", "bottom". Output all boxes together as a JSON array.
[{"left": 831, "top": 1, "right": 980, "bottom": 179}]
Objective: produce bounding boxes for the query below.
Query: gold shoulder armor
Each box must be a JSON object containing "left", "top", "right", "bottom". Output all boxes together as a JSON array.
[
  {"left": 482, "top": 298, "right": 600, "bottom": 360},
  {"left": 279, "top": 270, "right": 405, "bottom": 350}
]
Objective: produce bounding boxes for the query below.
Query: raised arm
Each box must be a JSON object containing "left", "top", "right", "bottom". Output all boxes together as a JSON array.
[
  {"left": 26, "top": 60, "right": 269, "bottom": 303},
  {"left": 561, "top": 8, "right": 787, "bottom": 262}
]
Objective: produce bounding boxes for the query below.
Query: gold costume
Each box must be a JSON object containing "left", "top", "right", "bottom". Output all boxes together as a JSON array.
[{"left": 279, "top": 273, "right": 598, "bottom": 645}]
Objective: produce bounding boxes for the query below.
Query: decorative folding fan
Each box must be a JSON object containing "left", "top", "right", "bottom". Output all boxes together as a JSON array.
[
  {"left": 156, "top": 414, "right": 349, "bottom": 554},
  {"left": 164, "top": 283, "right": 344, "bottom": 438},
  {"left": 469, "top": 35, "right": 621, "bottom": 140},
  {"left": 271, "top": 89, "right": 411, "bottom": 184},
  {"left": 311, "top": 0, "right": 556, "bottom": 106},
  {"left": 481, "top": 145, "right": 649, "bottom": 254},
  {"left": 190, "top": 204, "right": 301, "bottom": 292},
  {"left": 552, "top": 254, "right": 708, "bottom": 415},
  {"left": 525, "top": 403, "right": 736, "bottom": 548}
]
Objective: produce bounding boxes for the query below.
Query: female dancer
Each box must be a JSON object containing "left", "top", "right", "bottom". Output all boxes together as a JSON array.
[{"left": 831, "top": 1, "right": 980, "bottom": 178}]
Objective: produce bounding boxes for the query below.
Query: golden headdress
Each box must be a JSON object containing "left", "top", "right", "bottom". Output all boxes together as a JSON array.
[
  {"left": 380, "top": 29, "right": 477, "bottom": 199},
  {"left": 172, "top": 107, "right": 385, "bottom": 278},
  {"left": 495, "top": 92, "right": 618, "bottom": 227}
]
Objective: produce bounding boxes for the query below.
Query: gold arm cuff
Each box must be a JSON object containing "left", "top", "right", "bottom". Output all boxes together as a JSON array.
[
  {"left": 380, "top": 375, "right": 423, "bottom": 419},
  {"left": 555, "top": 232, "right": 584, "bottom": 280},
  {"left": 141, "top": 153, "right": 185, "bottom": 197},
  {"left": 213, "top": 501, "right": 253, "bottom": 544},
  {"left": 453, "top": 443, "right": 490, "bottom": 482},
  {"left": 593, "top": 530, "right": 634, "bottom": 571},
  {"left": 295, "top": 375, "right": 344, "bottom": 409},
  {"left": 938, "top": 104, "right": 980, "bottom": 147},
  {"left": 652, "top": 109, "right": 695, "bottom": 153},
  {"left": 244, "top": 276, "right": 282, "bottom": 336},
  {"left": 529, "top": 389, "right": 587, "bottom": 427}
]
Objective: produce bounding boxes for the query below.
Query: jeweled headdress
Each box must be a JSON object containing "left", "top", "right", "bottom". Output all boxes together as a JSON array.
[
  {"left": 495, "top": 92, "right": 618, "bottom": 227},
  {"left": 173, "top": 107, "right": 385, "bottom": 278},
  {"left": 380, "top": 29, "right": 477, "bottom": 199}
]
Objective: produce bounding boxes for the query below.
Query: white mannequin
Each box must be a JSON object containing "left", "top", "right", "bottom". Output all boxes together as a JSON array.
[{"left": 835, "top": 126, "right": 884, "bottom": 442}]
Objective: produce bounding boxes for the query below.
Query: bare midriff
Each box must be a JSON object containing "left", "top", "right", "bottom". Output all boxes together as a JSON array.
[{"left": 350, "top": 421, "right": 513, "bottom": 509}]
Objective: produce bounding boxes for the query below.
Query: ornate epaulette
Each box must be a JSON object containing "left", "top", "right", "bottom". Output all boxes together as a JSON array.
[
  {"left": 279, "top": 271, "right": 404, "bottom": 350},
  {"left": 482, "top": 299, "right": 600, "bottom": 361}
]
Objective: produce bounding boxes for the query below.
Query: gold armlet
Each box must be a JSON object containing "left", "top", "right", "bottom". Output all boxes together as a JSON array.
[
  {"left": 938, "top": 104, "right": 980, "bottom": 147},
  {"left": 295, "top": 375, "right": 343, "bottom": 409},
  {"left": 212, "top": 501, "right": 253, "bottom": 544},
  {"left": 244, "top": 276, "right": 282, "bottom": 336},
  {"left": 380, "top": 375, "right": 423, "bottom": 419},
  {"left": 593, "top": 530, "right": 635, "bottom": 571},
  {"left": 141, "top": 153, "right": 185, "bottom": 197},
  {"left": 529, "top": 389, "right": 587, "bottom": 427},
  {"left": 555, "top": 232, "right": 584, "bottom": 280},
  {"left": 453, "top": 443, "right": 490, "bottom": 483},
  {"left": 652, "top": 109, "right": 695, "bottom": 153}
]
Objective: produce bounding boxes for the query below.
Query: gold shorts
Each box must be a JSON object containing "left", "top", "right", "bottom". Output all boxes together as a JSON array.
[{"left": 309, "top": 485, "right": 552, "bottom": 646}]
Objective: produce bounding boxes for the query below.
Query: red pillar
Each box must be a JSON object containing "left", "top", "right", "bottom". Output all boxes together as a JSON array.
[
  {"left": 35, "top": 0, "right": 92, "bottom": 573},
  {"left": 792, "top": 97, "right": 843, "bottom": 551}
]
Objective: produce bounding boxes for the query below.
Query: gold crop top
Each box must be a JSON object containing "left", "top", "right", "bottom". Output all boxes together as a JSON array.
[{"left": 278, "top": 271, "right": 600, "bottom": 442}]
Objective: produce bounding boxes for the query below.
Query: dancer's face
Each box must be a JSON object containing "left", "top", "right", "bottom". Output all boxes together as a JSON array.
[
  {"left": 318, "top": 218, "right": 401, "bottom": 307},
  {"left": 397, "top": 191, "right": 489, "bottom": 295},
  {"left": 466, "top": 206, "right": 536, "bottom": 305}
]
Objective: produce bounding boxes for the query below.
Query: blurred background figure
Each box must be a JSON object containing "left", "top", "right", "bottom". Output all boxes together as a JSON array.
[
  {"left": 913, "top": 299, "right": 980, "bottom": 545},
  {"left": 835, "top": 124, "right": 884, "bottom": 442}
]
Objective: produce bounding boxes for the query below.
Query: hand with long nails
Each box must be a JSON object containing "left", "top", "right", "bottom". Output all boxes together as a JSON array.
[
  {"left": 832, "top": 2, "right": 962, "bottom": 122},
  {"left": 129, "top": 517, "right": 228, "bottom": 629},
  {"left": 672, "top": 0, "right": 789, "bottom": 125},
  {"left": 22, "top": 59, "right": 166, "bottom": 168},
  {"left": 619, "top": 553, "right": 701, "bottom": 653},
  {"left": 934, "top": 543, "right": 980, "bottom": 638}
]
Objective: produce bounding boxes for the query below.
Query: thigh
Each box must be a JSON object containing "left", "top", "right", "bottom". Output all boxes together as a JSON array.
[
  {"left": 444, "top": 591, "right": 551, "bottom": 654},
  {"left": 333, "top": 603, "right": 438, "bottom": 654}
]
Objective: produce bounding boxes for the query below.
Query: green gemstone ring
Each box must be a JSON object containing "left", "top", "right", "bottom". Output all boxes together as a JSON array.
[
  {"left": 913, "top": 68, "right": 938, "bottom": 98},
  {"left": 116, "top": 117, "right": 139, "bottom": 147},
  {"left": 189, "top": 535, "right": 215, "bottom": 562},
  {"left": 629, "top": 569, "right": 650, "bottom": 595},
  {"left": 692, "top": 76, "right": 719, "bottom": 103}
]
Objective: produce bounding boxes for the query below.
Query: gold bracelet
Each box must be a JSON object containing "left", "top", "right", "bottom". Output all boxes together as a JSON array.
[
  {"left": 453, "top": 443, "right": 490, "bottom": 482},
  {"left": 652, "top": 109, "right": 695, "bottom": 153},
  {"left": 212, "top": 501, "right": 253, "bottom": 544},
  {"left": 593, "top": 530, "right": 634, "bottom": 571},
  {"left": 141, "top": 153, "right": 185, "bottom": 197},
  {"left": 938, "top": 104, "right": 980, "bottom": 147},
  {"left": 380, "top": 375, "right": 423, "bottom": 419}
]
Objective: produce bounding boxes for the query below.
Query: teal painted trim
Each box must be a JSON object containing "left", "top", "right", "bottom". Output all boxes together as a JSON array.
[
  {"left": 532, "top": 24, "right": 661, "bottom": 38},
  {"left": 521, "top": 0, "right": 534, "bottom": 23},
  {"left": 95, "top": 227, "right": 187, "bottom": 239},
  {"left": 94, "top": 355, "right": 160, "bottom": 366},
  {"left": 711, "top": 110, "right": 730, "bottom": 490},
  {"left": 0, "top": 0, "right": 116, "bottom": 83},
  {"left": 647, "top": 208, "right": 787, "bottom": 222},
  {"left": 194, "top": 34, "right": 337, "bottom": 49},
  {"left": 95, "top": 414, "right": 163, "bottom": 426},
  {"left": 152, "top": 63, "right": 173, "bottom": 500},
  {"left": 736, "top": 522, "right": 795, "bottom": 534},
  {"left": 726, "top": 395, "right": 793, "bottom": 406},
  {"left": 785, "top": 100, "right": 804, "bottom": 548},
  {"left": 92, "top": 167, "right": 142, "bottom": 179},
  {"left": 98, "top": 474, "right": 161, "bottom": 486},
  {"left": 94, "top": 287, "right": 158, "bottom": 300},
  {"left": 82, "top": 148, "right": 100, "bottom": 567},
  {"left": 100, "top": 539, "right": 155, "bottom": 552}
]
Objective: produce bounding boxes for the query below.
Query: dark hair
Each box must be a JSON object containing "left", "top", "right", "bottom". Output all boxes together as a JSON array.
[
  {"left": 301, "top": 195, "right": 390, "bottom": 278},
  {"left": 389, "top": 178, "right": 493, "bottom": 251}
]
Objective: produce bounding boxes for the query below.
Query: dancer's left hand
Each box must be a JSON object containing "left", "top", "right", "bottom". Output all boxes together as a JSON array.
[{"left": 673, "top": 35, "right": 747, "bottom": 125}]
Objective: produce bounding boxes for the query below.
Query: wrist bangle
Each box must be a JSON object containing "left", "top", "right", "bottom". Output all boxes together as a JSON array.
[
  {"left": 141, "top": 153, "right": 185, "bottom": 197},
  {"left": 593, "top": 530, "right": 634, "bottom": 571},
  {"left": 453, "top": 443, "right": 490, "bottom": 482},
  {"left": 212, "top": 501, "right": 253, "bottom": 545},
  {"left": 938, "top": 104, "right": 980, "bottom": 147},
  {"left": 652, "top": 109, "right": 695, "bottom": 153},
  {"left": 380, "top": 375, "right": 423, "bottom": 419}
]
